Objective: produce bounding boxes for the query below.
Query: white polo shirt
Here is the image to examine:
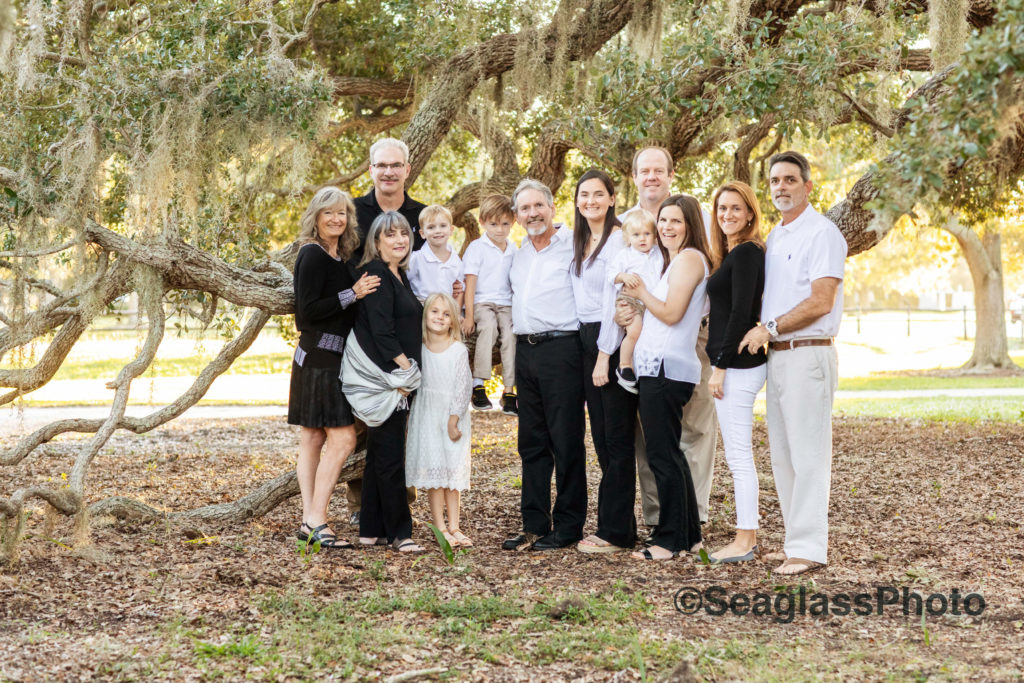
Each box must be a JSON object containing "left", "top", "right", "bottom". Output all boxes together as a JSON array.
[
  {"left": 509, "top": 226, "right": 579, "bottom": 334},
  {"left": 761, "top": 204, "right": 847, "bottom": 340},
  {"left": 462, "top": 234, "right": 517, "bottom": 306},
  {"left": 407, "top": 244, "right": 465, "bottom": 301}
]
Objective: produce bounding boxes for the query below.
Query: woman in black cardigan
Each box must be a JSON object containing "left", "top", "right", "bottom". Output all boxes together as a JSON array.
[
  {"left": 290, "top": 187, "right": 380, "bottom": 549},
  {"left": 704, "top": 181, "right": 767, "bottom": 564},
  {"left": 354, "top": 211, "right": 425, "bottom": 552}
]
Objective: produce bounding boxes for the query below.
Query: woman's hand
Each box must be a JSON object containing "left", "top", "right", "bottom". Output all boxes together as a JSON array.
[
  {"left": 623, "top": 279, "right": 648, "bottom": 301},
  {"left": 709, "top": 367, "right": 725, "bottom": 400},
  {"left": 394, "top": 354, "right": 412, "bottom": 371},
  {"left": 614, "top": 299, "right": 636, "bottom": 328},
  {"left": 447, "top": 415, "right": 462, "bottom": 442},
  {"left": 461, "top": 315, "right": 475, "bottom": 337},
  {"left": 353, "top": 272, "right": 381, "bottom": 299},
  {"left": 592, "top": 353, "right": 610, "bottom": 387}
]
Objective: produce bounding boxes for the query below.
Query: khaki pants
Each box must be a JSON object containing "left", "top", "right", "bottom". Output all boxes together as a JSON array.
[
  {"left": 636, "top": 323, "right": 717, "bottom": 525},
  {"left": 766, "top": 344, "right": 837, "bottom": 564},
  {"left": 473, "top": 302, "right": 515, "bottom": 388}
]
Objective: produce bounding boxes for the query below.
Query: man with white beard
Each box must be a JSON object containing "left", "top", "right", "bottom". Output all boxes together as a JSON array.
[{"left": 739, "top": 151, "right": 847, "bottom": 576}]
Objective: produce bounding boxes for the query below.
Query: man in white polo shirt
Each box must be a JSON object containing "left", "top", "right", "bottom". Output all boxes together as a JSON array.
[
  {"left": 739, "top": 150, "right": 847, "bottom": 576},
  {"left": 501, "top": 178, "right": 586, "bottom": 552}
]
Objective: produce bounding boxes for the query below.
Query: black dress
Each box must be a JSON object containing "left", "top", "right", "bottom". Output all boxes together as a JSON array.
[{"left": 287, "top": 243, "right": 358, "bottom": 428}]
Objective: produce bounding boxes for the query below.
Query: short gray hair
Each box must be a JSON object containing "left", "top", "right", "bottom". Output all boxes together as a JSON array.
[
  {"left": 358, "top": 211, "right": 414, "bottom": 269},
  {"left": 512, "top": 178, "right": 554, "bottom": 211},
  {"left": 369, "top": 137, "right": 410, "bottom": 165}
]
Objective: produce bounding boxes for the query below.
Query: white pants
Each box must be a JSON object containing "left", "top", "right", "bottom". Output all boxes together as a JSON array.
[
  {"left": 713, "top": 364, "right": 767, "bottom": 530},
  {"left": 765, "top": 345, "right": 837, "bottom": 565}
]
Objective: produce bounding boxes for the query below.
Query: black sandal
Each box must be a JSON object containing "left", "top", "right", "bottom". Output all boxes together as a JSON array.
[
  {"left": 392, "top": 538, "right": 425, "bottom": 553},
  {"left": 296, "top": 522, "right": 313, "bottom": 542},
  {"left": 634, "top": 547, "right": 680, "bottom": 560},
  {"left": 307, "top": 523, "right": 354, "bottom": 549}
]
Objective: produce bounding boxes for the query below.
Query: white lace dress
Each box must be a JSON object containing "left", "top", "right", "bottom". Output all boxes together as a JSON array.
[{"left": 405, "top": 341, "right": 473, "bottom": 490}]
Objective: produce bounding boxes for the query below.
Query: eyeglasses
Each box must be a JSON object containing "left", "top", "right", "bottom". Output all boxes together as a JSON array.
[{"left": 371, "top": 162, "right": 406, "bottom": 171}]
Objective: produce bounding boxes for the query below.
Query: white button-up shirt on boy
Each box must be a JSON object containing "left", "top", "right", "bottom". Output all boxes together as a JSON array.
[
  {"left": 407, "top": 244, "right": 465, "bottom": 302},
  {"left": 462, "top": 234, "right": 517, "bottom": 306}
]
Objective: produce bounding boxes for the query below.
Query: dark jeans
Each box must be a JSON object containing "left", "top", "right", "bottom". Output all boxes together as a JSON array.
[
  {"left": 516, "top": 334, "right": 587, "bottom": 540},
  {"left": 579, "top": 322, "right": 637, "bottom": 548},
  {"left": 637, "top": 366, "right": 701, "bottom": 552},
  {"left": 359, "top": 408, "right": 412, "bottom": 542}
]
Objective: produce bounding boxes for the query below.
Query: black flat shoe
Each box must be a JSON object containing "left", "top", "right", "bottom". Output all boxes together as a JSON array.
[
  {"left": 501, "top": 532, "right": 538, "bottom": 551},
  {"left": 532, "top": 534, "right": 579, "bottom": 551}
]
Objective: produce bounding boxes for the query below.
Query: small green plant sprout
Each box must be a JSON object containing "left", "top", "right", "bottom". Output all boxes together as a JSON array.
[
  {"left": 295, "top": 535, "right": 322, "bottom": 564},
  {"left": 427, "top": 523, "right": 456, "bottom": 565}
]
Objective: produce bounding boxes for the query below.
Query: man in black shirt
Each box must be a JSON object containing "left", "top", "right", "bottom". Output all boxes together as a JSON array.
[{"left": 351, "top": 138, "right": 426, "bottom": 263}]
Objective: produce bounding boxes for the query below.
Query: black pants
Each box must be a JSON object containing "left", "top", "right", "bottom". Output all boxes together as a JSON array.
[
  {"left": 637, "top": 367, "right": 701, "bottom": 552},
  {"left": 579, "top": 322, "right": 637, "bottom": 548},
  {"left": 359, "top": 408, "right": 412, "bottom": 542},
  {"left": 516, "top": 334, "right": 587, "bottom": 540}
]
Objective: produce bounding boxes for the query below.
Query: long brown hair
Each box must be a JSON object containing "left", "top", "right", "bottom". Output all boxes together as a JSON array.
[
  {"left": 709, "top": 181, "right": 764, "bottom": 269},
  {"left": 657, "top": 194, "right": 711, "bottom": 273},
  {"left": 572, "top": 168, "right": 620, "bottom": 277}
]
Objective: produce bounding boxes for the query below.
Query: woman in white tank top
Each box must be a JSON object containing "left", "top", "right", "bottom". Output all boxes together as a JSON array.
[{"left": 622, "top": 195, "right": 712, "bottom": 560}]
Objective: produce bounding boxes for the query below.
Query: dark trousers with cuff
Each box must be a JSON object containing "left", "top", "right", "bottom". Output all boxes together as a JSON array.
[
  {"left": 516, "top": 334, "right": 587, "bottom": 541},
  {"left": 637, "top": 366, "right": 701, "bottom": 553},
  {"left": 358, "top": 408, "right": 413, "bottom": 542},
  {"left": 579, "top": 322, "right": 637, "bottom": 548}
]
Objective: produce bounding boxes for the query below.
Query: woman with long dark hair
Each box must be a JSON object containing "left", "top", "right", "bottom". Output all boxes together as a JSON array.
[
  {"left": 568, "top": 168, "right": 638, "bottom": 553},
  {"left": 705, "top": 181, "right": 767, "bottom": 563},
  {"left": 626, "top": 195, "right": 711, "bottom": 560},
  {"left": 289, "top": 187, "right": 380, "bottom": 549}
]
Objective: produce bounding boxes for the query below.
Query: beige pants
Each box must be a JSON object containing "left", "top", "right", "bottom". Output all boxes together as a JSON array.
[
  {"left": 636, "top": 323, "right": 717, "bottom": 525},
  {"left": 473, "top": 302, "right": 515, "bottom": 388},
  {"left": 766, "top": 344, "right": 837, "bottom": 565}
]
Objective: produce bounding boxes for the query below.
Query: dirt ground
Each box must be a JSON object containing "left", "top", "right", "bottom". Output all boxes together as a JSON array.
[{"left": 1, "top": 412, "right": 1023, "bottom": 681}]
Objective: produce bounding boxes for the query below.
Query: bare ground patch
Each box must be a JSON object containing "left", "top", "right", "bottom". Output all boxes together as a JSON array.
[{"left": 2, "top": 413, "right": 1023, "bottom": 681}]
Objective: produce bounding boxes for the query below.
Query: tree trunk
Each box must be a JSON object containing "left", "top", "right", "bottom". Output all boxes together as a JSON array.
[{"left": 940, "top": 217, "right": 1018, "bottom": 371}]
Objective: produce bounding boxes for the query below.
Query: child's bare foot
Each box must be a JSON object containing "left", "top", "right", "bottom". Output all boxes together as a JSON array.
[{"left": 441, "top": 529, "right": 459, "bottom": 547}]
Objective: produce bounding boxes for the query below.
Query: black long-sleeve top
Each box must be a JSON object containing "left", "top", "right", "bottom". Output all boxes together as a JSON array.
[
  {"left": 351, "top": 190, "right": 426, "bottom": 263},
  {"left": 706, "top": 241, "right": 768, "bottom": 370},
  {"left": 353, "top": 259, "right": 423, "bottom": 372},
  {"left": 293, "top": 243, "right": 358, "bottom": 339}
]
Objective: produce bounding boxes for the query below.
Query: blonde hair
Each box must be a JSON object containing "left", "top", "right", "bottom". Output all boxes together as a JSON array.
[
  {"left": 620, "top": 209, "right": 656, "bottom": 245},
  {"left": 709, "top": 181, "right": 764, "bottom": 269},
  {"left": 298, "top": 187, "right": 359, "bottom": 260},
  {"left": 358, "top": 211, "right": 414, "bottom": 268},
  {"left": 419, "top": 204, "right": 453, "bottom": 229},
  {"left": 421, "top": 292, "right": 462, "bottom": 342}
]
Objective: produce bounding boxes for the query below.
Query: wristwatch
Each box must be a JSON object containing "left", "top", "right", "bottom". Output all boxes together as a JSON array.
[{"left": 764, "top": 319, "right": 779, "bottom": 339}]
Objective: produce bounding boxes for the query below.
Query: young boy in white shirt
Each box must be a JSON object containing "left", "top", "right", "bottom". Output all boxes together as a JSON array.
[
  {"left": 408, "top": 204, "right": 465, "bottom": 306},
  {"left": 461, "top": 194, "right": 518, "bottom": 416}
]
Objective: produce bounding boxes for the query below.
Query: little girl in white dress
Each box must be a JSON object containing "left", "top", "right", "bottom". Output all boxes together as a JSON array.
[{"left": 405, "top": 292, "right": 474, "bottom": 548}]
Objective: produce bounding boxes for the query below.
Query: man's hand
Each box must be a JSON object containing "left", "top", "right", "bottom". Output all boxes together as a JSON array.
[
  {"left": 592, "top": 354, "right": 610, "bottom": 387},
  {"left": 738, "top": 325, "right": 770, "bottom": 355}
]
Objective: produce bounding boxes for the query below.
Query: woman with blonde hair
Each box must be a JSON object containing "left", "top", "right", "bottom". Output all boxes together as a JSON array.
[
  {"left": 290, "top": 186, "right": 380, "bottom": 549},
  {"left": 704, "top": 180, "right": 767, "bottom": 563}
]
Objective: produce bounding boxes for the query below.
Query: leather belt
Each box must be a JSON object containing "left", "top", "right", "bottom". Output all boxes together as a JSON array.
[
  {"left": 517, "top": 330, "right": 577, "bottom": 345},
  {"left": 768, "top": 338, "right": 834, "bottom": 351}
]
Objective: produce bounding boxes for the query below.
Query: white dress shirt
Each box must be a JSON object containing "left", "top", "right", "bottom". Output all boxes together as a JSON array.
[
  {"left": 569, "top": 231, "right": 625, "bottom": 355},
  {"left": 407, "top": 244, "right": 464, "bottom": 301},
  {"left": 510, "top": 226, "right": 579, "bottom": 334},
  {"left": 761, "top": 204, "right": 847, "bottom": 340},
  {"left": 462, "top": 234, "right": 517, "bottom": 306}
]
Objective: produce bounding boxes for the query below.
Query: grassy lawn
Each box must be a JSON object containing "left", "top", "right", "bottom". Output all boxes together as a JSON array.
[
  {"left": 832, "top": 396, "right": 1024, "bottom": 422},
  {"left": 837, "top": 373, "right": 1024, "bottom": 391},
  {"left": 46, "top": 353, "right": 291, "bottom": 380}
]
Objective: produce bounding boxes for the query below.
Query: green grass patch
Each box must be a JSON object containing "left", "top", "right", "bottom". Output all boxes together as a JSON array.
[
  {"left": 834, "top": 396, "right": 1024, "bottom": 423},
  {"left": 838, "top": 373, "right": 1024, "bottom": 392}
]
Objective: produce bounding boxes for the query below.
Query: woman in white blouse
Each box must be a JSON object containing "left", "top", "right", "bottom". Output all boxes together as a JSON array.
[
  {"left": 624, "top": 194, "right": 712, "bottom": 560},
  {"left": 569, "top": 169, "right": 639, "bottom": 554}
]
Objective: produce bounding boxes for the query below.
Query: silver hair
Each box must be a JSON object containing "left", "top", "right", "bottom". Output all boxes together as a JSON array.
[
  {"left": 511, "top": 178, "right": 554, "bottom": 210},
  {"left": 369, "top": 137, "right": 410, "bottom": 165},
  {"left": 358, "top": 211, "right": 414, "bottom": 269}
]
